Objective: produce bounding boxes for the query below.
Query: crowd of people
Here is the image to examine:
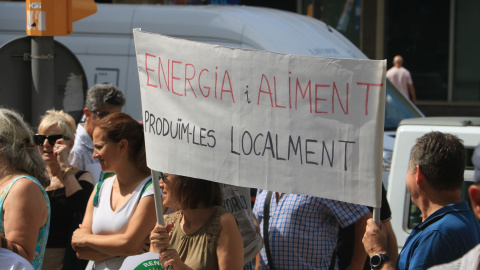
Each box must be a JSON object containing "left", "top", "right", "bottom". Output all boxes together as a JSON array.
[{"left": 1, "top": 83, "right": 480, "bottom": 270}]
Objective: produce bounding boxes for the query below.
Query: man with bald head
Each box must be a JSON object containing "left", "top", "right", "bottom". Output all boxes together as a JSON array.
[{"left": 386, "top": 55, "right": 417, "bottom": 104}]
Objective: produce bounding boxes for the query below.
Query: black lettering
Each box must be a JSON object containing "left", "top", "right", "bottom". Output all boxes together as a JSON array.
[
  {"left": 230, "top": 126, "right": 240, "bottom": 155},
  {"left": 305, "top": 139, "right": 318, "bottom": 165}
]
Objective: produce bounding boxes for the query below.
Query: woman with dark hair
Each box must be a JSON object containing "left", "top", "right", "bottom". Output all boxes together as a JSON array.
[
  {"left": 71, "top": 112, "right": 156, "bottom": 270},
  {"left": 0, "top": 108, "right": 50, "bottom": 269},
  {"left": 150, "top": 173, "right": 244, "bottom": 270}
]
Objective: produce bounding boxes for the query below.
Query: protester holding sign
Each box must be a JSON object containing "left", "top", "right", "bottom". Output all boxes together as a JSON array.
[
  {"left": 36, "top": 109, "right": 95, "bottom": 270},
  {"left": 149, "top": 173, "right": 244, "bottom": 270},
  {"left": 71, "top": 113, "right": 156, "bottom": 270},
  {"left": 0, "top": 108, "right": 50, "bottom": 269},
  {"left": 363, "top": 132, "right": 480, "bottom": 270}
]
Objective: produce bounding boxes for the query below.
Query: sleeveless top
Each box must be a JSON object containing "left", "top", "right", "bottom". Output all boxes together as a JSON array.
[
  {"left": 165, "top": 206, "right": 229, "bottom": 270},
  {"left": 91, "top": 176, "right": 154, "bottom": 270},
  {"left": 47, "top": 170, "right": 93, "bottom": 248},
  {"left": 0, "top": 175, "right": 51, "bottom": 270}
]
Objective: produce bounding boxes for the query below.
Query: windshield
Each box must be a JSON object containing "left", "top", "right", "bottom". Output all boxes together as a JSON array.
[{"left": 384, "top": 80, "right": 423, "bottom": 131}]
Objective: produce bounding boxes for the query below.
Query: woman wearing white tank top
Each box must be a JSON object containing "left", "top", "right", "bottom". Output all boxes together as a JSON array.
[{"left": 71, "top": 112, "right": 156, "bottom": 270}]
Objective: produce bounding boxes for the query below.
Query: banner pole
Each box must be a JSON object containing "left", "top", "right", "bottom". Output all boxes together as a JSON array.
[
  {"left": 151, "top": 170, "right": 165, "bottom": 226},
  {"left": 373, "top": 207, "right": 380, "bottom": 226}
]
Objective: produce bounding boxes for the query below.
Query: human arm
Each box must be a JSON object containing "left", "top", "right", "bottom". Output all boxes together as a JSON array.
[
  {"left": 253, "top": 215, "right": 262, "bottom": 270},
  {"left": 54, "top": 139, "right": 94, "bottom": 197},
  {"left": 2, "top": 177, "right": 48, "bottom": 263},
  {"left": 408, "top": 83, "right": 416, "bottom": 104},
  {"left": 72, "top": 194, "right": 156, "bottom": 256},
  {"left": 362, "top": 218, "right": 395, "bottom": 270},
  {"left": 72, "top": 190, "right": 114, "bottom": 260},
  {"left": 383, "top": 220, "right": 398, "bottom": 264},
  {"left": 74, "top": 246, "right": 114, "bottom": 261},
  {"left": 217, "top": 213, "right": 244, "bottom": 270},
  {"left": 255, "top": 253, "right": 262, "bottom": 270},
  {"left": 346, "top": 212, "right": 372, "bottom": 270}
]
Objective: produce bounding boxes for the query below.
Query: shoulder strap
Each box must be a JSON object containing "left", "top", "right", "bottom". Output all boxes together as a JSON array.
[
  {"left": 75, "top": 170, "right": 87, "bottom": 179},
  {"left": 263, "top": 191, "right": 274, "bottom": 270},
  {"left": 93, "top": 177, "right": 152, "bottom": 207},
  {"left": 92, "top": 178, "right": 105, "bottom": 206},
  {"left": 137, "top": 178, "right": 153, "bottom": 203}
]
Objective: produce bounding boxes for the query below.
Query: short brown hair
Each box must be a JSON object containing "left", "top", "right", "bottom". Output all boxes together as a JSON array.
[
  {"left": 410, "top": 131, "right": 465, "bottom": 190},
  {"left": 172, "top": 175, "right": 223, "bottom": 210}
]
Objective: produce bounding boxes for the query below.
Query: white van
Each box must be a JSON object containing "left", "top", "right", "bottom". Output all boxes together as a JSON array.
[
  {"left": 0, "top": 3, "right": 422, "bottom": 184},
  {"left": 388, "top": 117, "right": 480, "bottom": 250}
]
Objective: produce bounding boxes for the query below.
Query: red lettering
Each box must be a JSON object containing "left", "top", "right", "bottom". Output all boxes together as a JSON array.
[
  {"left": 315, "top": 84, "right": 329, "bottom": 113},
  {"left": 145, "top": 53, "right": 157, "bottom": 88},
  {"left": 198, "top": 69, "right": 210, "bottom": 98},
  {"left": 357, "top": 82, "right": 383, "bottom": 115},
  {"left": 184, "top": 64, "right": 197, "bottom": 98},
  {"left": 257, "top": 74, "right": 273, "bottom": 107},
  {"left": 332, "top": 82, "right": 349, "bottom": 114},
  {"left": 158, "top": 57, "right": 170, "bottom": 91},
  {"left": 220, "top": 71, "right": 235, "bottom": 103},
  {"left": 296, "top": 79, "right": 312, "bottom": 113},
  {"left": 171, "top": 61, "right": 183, "bottom": 96},
  {"left": 274, "top": 77, "right": 286, "bottom": 109},
  {"left": 288, "top": 72, "right": 292, "bottom": 109}
]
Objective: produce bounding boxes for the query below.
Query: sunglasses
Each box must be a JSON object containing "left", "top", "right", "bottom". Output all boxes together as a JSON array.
[
  {"left": 33, "top": 134, "right": 70, "bottom": 146},
  {"left": 91, "top": 110, "right": 110, "bottom": 118}
]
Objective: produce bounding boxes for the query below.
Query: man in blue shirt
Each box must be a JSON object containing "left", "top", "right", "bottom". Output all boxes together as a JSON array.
[{"left": 362, "top": 131, "right": 480, "bottom": 270}]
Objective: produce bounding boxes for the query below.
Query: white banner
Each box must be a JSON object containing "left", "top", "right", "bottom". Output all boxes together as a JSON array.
[{"left": 133, "top": 29, "right": 386, "bottom": 207}]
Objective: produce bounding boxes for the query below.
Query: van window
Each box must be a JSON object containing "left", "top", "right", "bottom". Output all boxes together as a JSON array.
[
  {"left": 385, "top": 80, "right": 423, "bottom": 131},
  {"left": 406, "top": 146, "right": 476, "bottom": 230}
]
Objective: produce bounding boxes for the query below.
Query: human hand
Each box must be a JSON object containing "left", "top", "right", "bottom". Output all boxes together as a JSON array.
[
  {"left": 71, "top": 224, "right": 91, "bottom": 248},
  {"left": 53, "top": 139, "right": 70, "bottom": 167},
  {"left": 160, "top": 248, "right": 191, "bottom": 270},
  {"left": 149, "top": 223, "right": 173, "bottom": 253},
  {"left": 143, "top": 237, "right": 151, "bottom": 253},
  {"left": 362, "top": 218, "right": 388, "bottom": 257}
]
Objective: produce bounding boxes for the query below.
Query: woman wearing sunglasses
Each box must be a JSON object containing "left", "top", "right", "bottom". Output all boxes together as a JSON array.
[
  {"left": 35, "top": 109, "right": 95, "bottom": 270},
  {"left": 0, "top": 108, "right": 50, "bottom": 270},
  {"left": 71, "top": 112, "right": 156, "bottom": 270}
]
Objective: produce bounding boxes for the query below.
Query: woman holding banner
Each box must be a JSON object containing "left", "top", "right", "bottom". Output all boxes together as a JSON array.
[
  {"left": 35, "top": 109, "right": 94, "bottom": 270},
  {"left": 149, "top": 173, "right": 244, "bottom": 270},
  {"left": 0, "top": 108, "right": 50, "bottom": 269},
  {"left": 71, "top": 112, "right": 156, "bottom": 270}
]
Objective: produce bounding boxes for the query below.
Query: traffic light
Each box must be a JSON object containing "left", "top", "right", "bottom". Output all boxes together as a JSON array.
[{"left": 26, "top": 0, "right": 97, "bottom": 36}]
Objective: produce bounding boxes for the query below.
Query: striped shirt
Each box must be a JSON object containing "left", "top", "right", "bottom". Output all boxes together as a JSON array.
[{"left": 253, "top": 191, "right": 369, "bottom": 270}]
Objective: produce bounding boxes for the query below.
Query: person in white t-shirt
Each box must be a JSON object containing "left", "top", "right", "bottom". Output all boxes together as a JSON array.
[{"left": 386, "top": 55, "right": 417, "bottom": 104}]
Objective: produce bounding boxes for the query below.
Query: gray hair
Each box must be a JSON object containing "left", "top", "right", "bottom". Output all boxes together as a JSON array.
[
  {"left": 0, "top": 108, "right": 49, "bottom": 187},
  {"left": 84, "top": 84, "right": 126, "bottom": 111}
]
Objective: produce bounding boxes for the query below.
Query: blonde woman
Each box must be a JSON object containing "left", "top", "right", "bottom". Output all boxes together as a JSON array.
[{"left": 36, "top": 109, "right": 95, "bottom": 270}]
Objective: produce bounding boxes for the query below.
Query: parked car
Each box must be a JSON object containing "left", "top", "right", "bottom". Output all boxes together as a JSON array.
[
  {"left": 388, "top": 117, "right": 480, "bottom": 250},
  {"left": 0, "top": 2, "right": 423, "bottom": 185}
]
